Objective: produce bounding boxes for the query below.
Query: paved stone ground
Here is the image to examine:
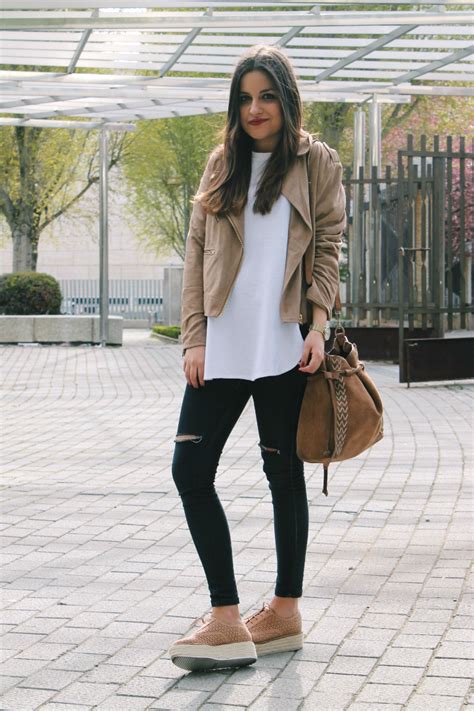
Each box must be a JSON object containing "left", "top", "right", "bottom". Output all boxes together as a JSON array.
[{"left": 1, "top": 330, "right": 473, "bottom": 711}]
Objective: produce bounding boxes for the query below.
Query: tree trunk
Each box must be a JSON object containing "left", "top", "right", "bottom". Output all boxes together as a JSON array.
[{"left": 12, "top": 220, "right": 39, "bottom": 272}]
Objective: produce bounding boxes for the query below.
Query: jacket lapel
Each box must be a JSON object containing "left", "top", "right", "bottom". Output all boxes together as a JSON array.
[
  {"left": 281, "top": 157, "right": 312, "bottom": 232},
  {"left": 225, "top": 209, "right": 244, "bottom": 246},
  {"left": 281, "top": 151, "right": 314, "bottom": 291}
]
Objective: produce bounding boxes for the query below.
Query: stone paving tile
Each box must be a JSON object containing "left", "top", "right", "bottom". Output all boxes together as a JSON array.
[
  {"left": 117, "top": 674, "right": 175, "bottom": 698},
  {"left": 378, "top": 647, "right": 434, "bottom": 667},
  {"left": 201, "top": 705, "right": 248, "bottom": 711},
  {"left": 82, "top": 662, "right": 140, "bottom": 684},
  {"left": 52, "top": 680, "right": 119, "bottom": 705},
  {"left": 96, "top": 695, "right": 154, "bottom": 711},
  {"left": 348, "top": 704, "right": 403, "bottom": 711},
  {"left": 405, "top": 693, "right": 465, "bottom": 710},
  {"left": 50, "top": 652, "right": 108, "bottom": 672},
  {"left": 18, "top": 668, "right": 82, "bottom": 691},
  {"left": 427, "top": 658, "right": 474, "bottom": 677},
  {"left": 261, "top": 675, "right": 315, "bottom": 698},
  {"left": 357, "top": 682, "right": 414, "bottom": 704},
  {"left": 207, "top": 682, "right": 265, "bottom": 705},
  {"left": 314, "top": 672, "right": 365, "bottom": 694},
  {"left": 15, "top": 642, "right": 74, "bottom": 661},
  {"left": 369, "top": 664, "right": 425, "bottom": 685},
  {"left": 417, "top": 676, "right": 471, "bottom": 696},
  {"left": 249, "top": 696, "right": 302, "bottom": 710},
  {"left": 0, "top": 685, "right": 55, "bottom": 709},
  {"left": 1, "top": 336, "right": 472, "bottom": 711},
  {"left": 148, "top": 688, "right": 210, "bottom": 709},
  {"left": 327, "top": 655, "right": 378, "bottom": 675},
  {"left": 21, "top": 705, "right": 91, "bottom": 711}
]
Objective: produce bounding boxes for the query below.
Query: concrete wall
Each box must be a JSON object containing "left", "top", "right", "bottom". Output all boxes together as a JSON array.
[{"left": 0, "top": 315, "right": 123, "bottom": 345}]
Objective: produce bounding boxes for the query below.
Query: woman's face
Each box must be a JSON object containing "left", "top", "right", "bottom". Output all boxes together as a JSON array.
[{"left": 239, "top": 70, "right": 282, "bottom": 153}]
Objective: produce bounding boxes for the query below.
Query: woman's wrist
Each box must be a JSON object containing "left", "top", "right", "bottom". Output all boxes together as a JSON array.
[{"left": 308, "top": 323, "right": 326, "bottom": 338}]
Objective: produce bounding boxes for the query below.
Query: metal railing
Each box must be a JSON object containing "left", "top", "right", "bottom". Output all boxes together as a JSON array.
[{"left": 59, "top": 279, "right": 163, "bottom": 321}]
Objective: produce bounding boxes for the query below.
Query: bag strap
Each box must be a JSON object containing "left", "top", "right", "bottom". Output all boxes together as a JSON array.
[{"left": 322, "top": 364, "right": 364, "bottom": 379}]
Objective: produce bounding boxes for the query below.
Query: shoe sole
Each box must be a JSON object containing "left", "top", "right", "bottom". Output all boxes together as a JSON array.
[
  {"left": 255, "top": 632, "right": 304, "bottom": 656},
  {"left": 169, "top": 640, "right": 257, "bottom": 672}
]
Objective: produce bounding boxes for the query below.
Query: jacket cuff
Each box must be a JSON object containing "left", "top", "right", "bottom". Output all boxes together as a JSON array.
[{"left": 181, "top": 314, "right": 207, "bottom": 352}]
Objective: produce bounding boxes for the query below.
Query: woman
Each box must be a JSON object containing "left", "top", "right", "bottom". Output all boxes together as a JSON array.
[{"left": 169, "top": 45, "right": 346, "bottom": 672}]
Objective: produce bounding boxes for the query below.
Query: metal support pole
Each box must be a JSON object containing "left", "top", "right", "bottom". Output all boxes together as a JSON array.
[
  {"left": 351, "top": 107, "right": 365, "bottom": 324},
  {"left": 99, "top": 128, "right": 109, "bottom": 346},
  {"left": 432, "top": 155, "right": 446, "bottom": 337},
  {"left": 368, "top": 95, "right": 382, "bottom": 325},
  {"left": 464, "top": 243, "right": 472, "bottom": 330},
  {"left": 369, "top": 95, "right": 382, "bottom": 172}
]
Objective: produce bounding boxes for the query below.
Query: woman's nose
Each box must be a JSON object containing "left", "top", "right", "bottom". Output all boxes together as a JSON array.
[{"left": 249, "top": 99, "right": 261, "bottom": 115}]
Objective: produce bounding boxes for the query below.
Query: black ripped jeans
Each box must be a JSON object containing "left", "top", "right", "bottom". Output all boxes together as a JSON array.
[{"left": 171, "top": 365, "right": 308, "bottom": 607}]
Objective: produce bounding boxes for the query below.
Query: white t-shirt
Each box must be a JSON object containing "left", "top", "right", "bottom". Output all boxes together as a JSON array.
[{"left": 204, "top": 151, "right": 304, "bottom": 381}]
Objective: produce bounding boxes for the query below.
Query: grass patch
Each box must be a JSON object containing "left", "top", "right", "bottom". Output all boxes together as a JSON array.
[{"left": 152, "top": 325, "right": 181, "bottom": 340}]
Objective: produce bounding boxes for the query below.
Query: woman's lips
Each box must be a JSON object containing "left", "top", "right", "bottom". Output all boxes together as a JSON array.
[{"left": 248, "top": 119, "right": 267, "bottom": 126}]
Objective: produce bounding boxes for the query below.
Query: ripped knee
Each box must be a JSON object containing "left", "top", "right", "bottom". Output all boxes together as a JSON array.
[
  {"left": 174, "top": 434, "right": 203, "bottom": 444},
  {"left": 259, "top": 443, "right": 281, "bottom": 455}
]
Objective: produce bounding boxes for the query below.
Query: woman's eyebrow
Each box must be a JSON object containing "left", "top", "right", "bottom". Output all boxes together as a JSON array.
[{"left": 239, "top": 88, "right": 275, "bottom": 95}]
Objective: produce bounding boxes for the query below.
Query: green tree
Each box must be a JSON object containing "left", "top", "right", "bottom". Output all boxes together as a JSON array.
[
  {"left": 0, "top": 126, "right": 128, "bottom": 272},
  {"left": 123, "top": 114, "right": 224, "bottom": 260}
]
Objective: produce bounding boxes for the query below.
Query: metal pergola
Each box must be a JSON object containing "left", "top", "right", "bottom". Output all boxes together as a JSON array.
[
  {"left": 1, "top": 1, "right": 473, "bottom": 342},
  {"left": 1, "top": 0, "right": 473, "bottom": 124}
]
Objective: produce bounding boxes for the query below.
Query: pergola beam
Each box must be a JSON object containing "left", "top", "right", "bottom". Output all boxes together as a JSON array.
[
  {"left": 314, "top": 23, "right": 418, "bottom": 82},
  {"left": 276, "top": 4, "right": 320, "bottom": 48},
  {"left": 0, "top": 117, "right": 135, "bottom": 129},
  {"left": 1, "top": 0, "right": 473, "bottom": 7},
  {"left": 66, "top": 9, "right": 97, "bottom": 73},
  {"left": 158, "top": 7, "right": 213, "bottom": 77},
  {"left": 1, "top": 11, "right": 473, "bottom": 31},
  {"left": 391, "top": 44, "right": 474, "bottom": 84}
]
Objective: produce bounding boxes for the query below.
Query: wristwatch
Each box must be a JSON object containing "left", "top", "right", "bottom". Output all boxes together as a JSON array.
[{"left": 309, "top": 322, "right": 331, "bottom": 341}]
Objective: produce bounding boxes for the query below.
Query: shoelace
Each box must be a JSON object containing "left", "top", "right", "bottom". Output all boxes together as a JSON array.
[
  {"left": 193, "top": 601, "right": 269, "bottom": 628},
  {"left": 193, "top": 612, "right": 213, "bottom": 628},
  {"left": 244, "top": 602, "right": 269, "bottom": 623}
]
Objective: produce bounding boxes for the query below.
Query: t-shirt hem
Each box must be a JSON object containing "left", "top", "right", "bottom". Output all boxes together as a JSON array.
[{"left": 204, "top": 359, "right": 301, "bottom": 382}]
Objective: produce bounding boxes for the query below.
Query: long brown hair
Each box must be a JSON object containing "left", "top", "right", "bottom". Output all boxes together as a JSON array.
[{"left": 198, "top": 45, "right": 303, "bottom": 216}]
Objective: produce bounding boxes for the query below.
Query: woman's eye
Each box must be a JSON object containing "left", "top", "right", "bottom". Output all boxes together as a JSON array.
[
  {"left": 262, "top": 93, "right": 277, "bottom": 101},
  {"left": 239, "top": 95, "right": 250, "bottom": 103}
]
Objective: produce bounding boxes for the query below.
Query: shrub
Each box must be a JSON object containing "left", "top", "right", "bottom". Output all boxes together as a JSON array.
[
  {"left": 0, "top": 272, "right": 62, "bottom": 315},
  {"left": 152, "top": 324, "right": 181, "bottom": 340}
]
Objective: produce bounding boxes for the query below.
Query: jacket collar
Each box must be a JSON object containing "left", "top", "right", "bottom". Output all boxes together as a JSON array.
[{"left": 296, "top": 131, "right": 313, "bottom": 156}]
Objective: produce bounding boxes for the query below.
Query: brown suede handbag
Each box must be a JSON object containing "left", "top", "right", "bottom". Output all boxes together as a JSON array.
[{"left": 296, "top": 325, "right": 384, "bottom": 496}]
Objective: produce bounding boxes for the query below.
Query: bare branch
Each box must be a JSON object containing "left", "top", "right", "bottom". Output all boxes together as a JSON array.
[
  {"left": 39, "top": 175, "right": 98, "bottom": 232},
  {"left": 38, "top": 143, "right": 125, "bottom": 233},
  {"left": 382, "top": 97, "right": 422, "bottom": 138}
]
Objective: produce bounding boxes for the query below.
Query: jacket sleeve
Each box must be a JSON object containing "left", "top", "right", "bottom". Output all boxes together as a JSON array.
[
  {"left": 305, "top": 141, "right": 346, "bottom": 319},
  {"left": 180, "top": 152, "right": 216, "bottom": 352}
]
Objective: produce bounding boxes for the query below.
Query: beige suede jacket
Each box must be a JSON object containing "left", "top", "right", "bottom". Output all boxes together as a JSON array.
[{"left": 181, "top": 132, "right": 346, "bottom": 352}]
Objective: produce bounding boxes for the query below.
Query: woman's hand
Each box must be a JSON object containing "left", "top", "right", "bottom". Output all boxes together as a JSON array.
[
  {"left": 183, "top": 346, "right": 206, "bottom": 388},
  {"left": 298, "top": 331, "right": 325, "bottom": 374}
]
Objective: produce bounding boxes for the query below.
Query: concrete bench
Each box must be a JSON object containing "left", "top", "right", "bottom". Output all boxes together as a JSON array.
[{"left": 0, "top": 315, "right": 123, "bottom": 345}]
